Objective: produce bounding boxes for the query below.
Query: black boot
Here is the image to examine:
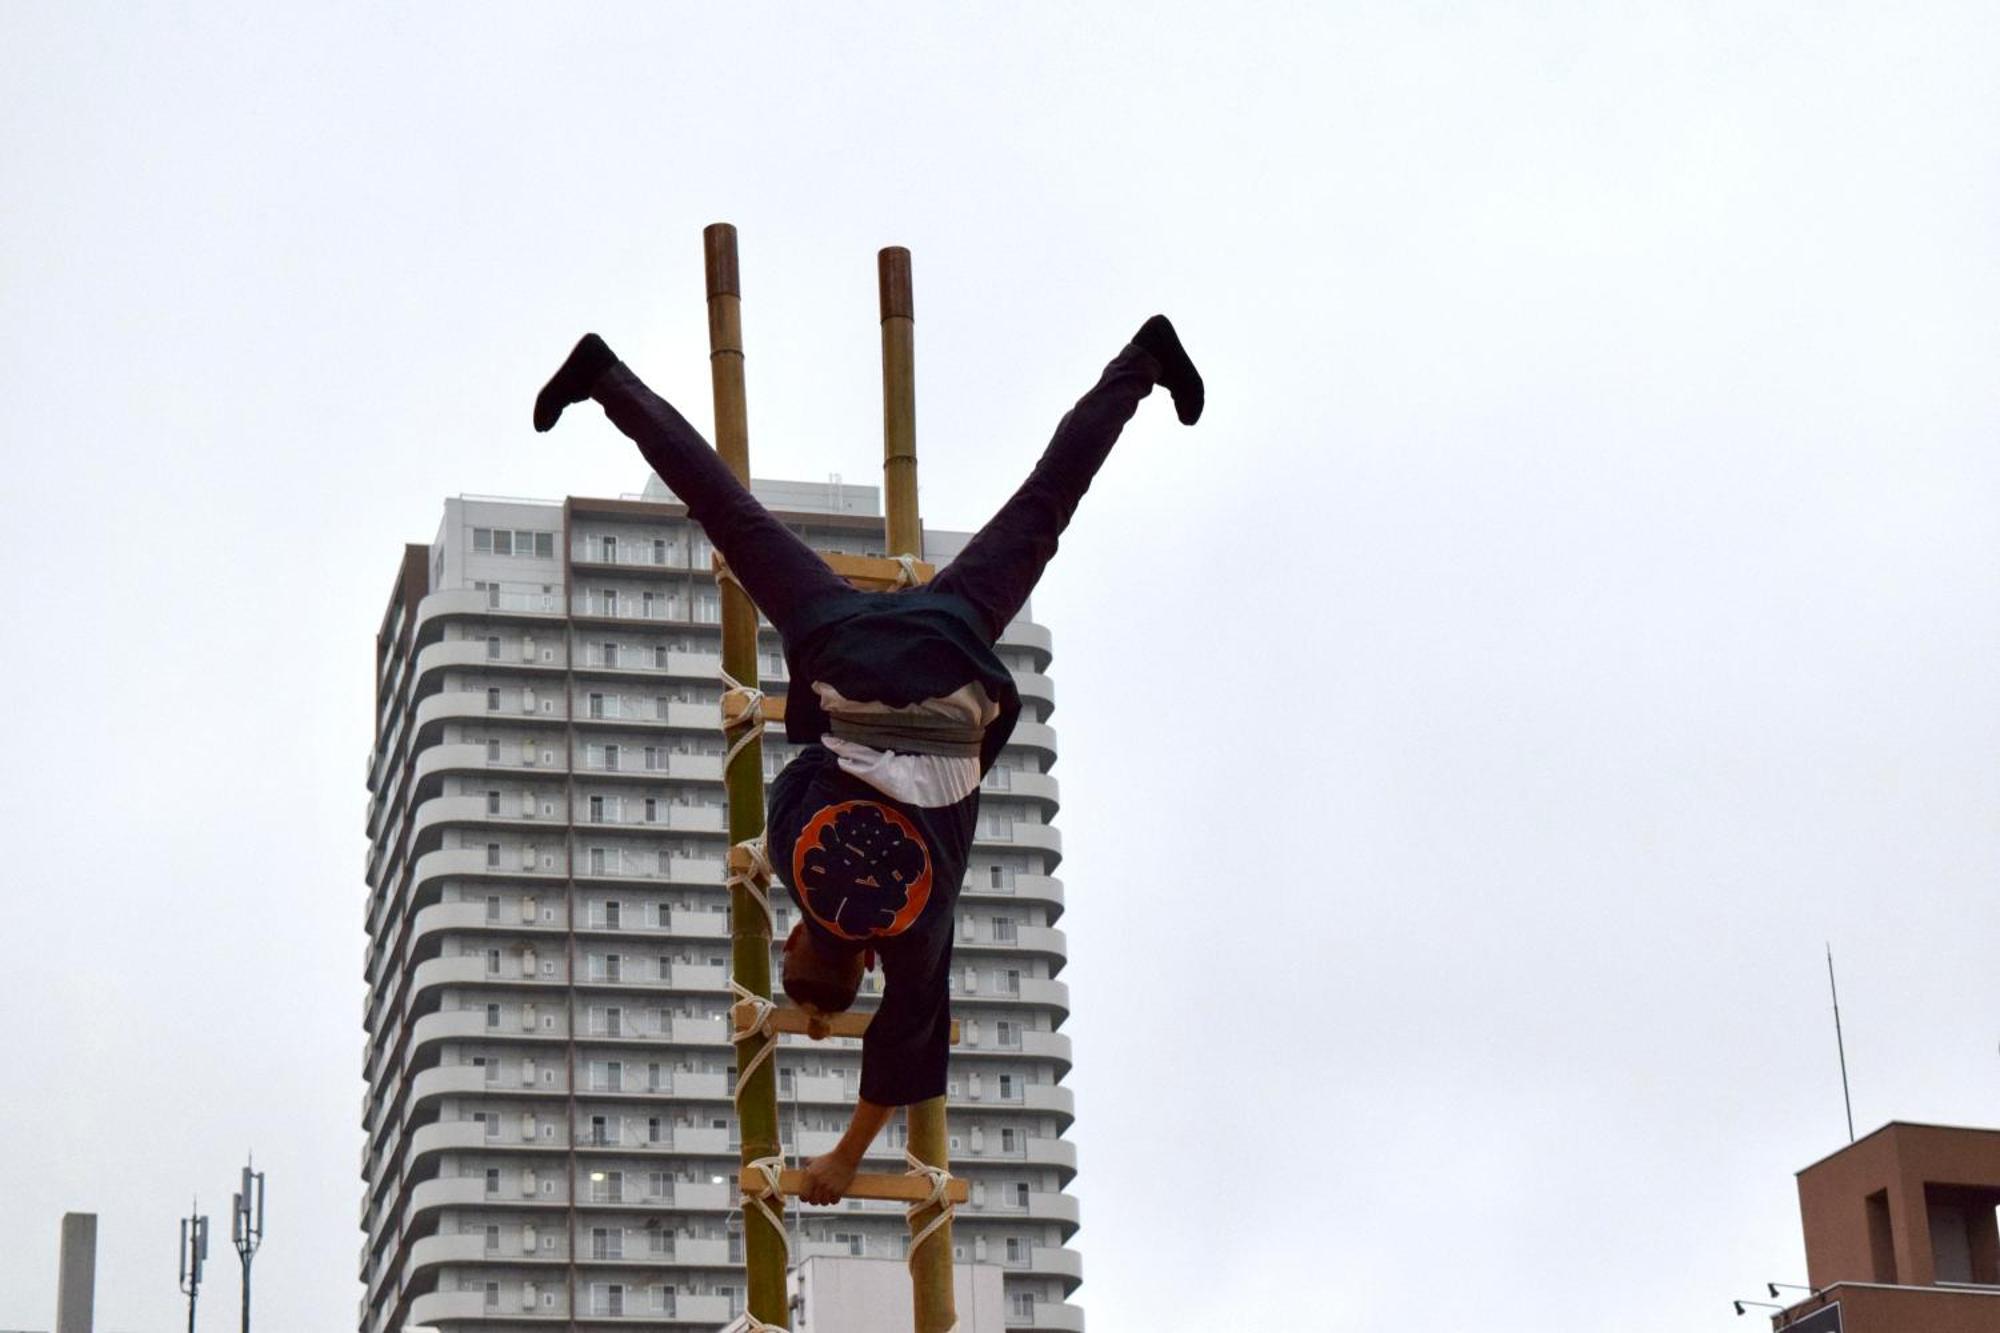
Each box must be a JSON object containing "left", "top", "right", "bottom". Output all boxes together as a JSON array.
[
  {"left": 1133, "top": 315, "right": 1203, "bottom": 425},
  {"left": 533, "top": 333, "right": 617, "bottom": 432}
]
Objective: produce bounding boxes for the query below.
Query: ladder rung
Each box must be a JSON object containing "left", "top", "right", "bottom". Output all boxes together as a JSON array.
[
  {"left": 821, "top": 551, "right": 936, "bottom": 589},
  {"left": 721, "top": 691, "right": 787, "bottom": 727},
  {"left": 732, "top": 1000, "right": 960, "bottom": 1045},
  {"left": 740, "top": 1166, "right": 969, "bottom": 1205},
  {"left": 715, "top": 551, "right": 935, "bottom": 594}
]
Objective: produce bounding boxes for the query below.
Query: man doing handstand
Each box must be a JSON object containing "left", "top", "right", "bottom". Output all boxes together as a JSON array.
[{"left": 533, "top": 315, "right": 1202, "bottom": 1202}]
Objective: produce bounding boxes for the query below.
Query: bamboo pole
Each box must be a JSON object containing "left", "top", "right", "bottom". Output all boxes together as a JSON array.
[
  {"left": 705, "top": 222, "right": 789, "bottom": 1329},
  {"left": 879, "top": 246, "right": 922, "bottom": 560},
  {"left": 879, "top": 244, "right": 956, "bottom": 1333}
]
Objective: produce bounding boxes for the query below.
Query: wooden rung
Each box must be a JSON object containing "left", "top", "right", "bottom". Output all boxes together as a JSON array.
[
  {"left": 822, "top": 551, "right": 936, "bottom": 588},
  {"left": 732, "top": 1000, "right": 959, "bottom": 1045},
  {"left": 740, "top": 1166, "right": 969, "bottom": 1205},
  {"left": 715, "top": 551, "right": 934, "bottom": 592},
  {"left": 721, "top": 691, "right": 787, "bottom": 727}
]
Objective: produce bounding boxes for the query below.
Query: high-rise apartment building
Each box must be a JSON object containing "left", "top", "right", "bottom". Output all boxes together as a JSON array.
[{"left": 361, "top": 482, "right": 1084, "bottom": 1332}]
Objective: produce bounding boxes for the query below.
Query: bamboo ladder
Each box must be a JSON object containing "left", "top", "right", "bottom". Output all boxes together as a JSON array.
[{"left": 702, "top": 223, "right": 965, "bottom": 1333}]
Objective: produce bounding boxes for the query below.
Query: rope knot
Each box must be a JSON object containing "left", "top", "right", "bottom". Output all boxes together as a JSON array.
[
  {"left": 727, "top": 837, "right": 777, "bottom": 934},
  {"left": 903, "top": 1150, "right": 956, "bottom": 1267},
  {"left": 734, "top": 1153, "right": 791, "bottom": 1275}
]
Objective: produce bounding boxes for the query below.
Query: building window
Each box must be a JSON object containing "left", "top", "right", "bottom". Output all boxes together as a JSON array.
[
  {"left": 486, "top": 789, "right": 501, "bottom": 815},
  {"left": 486, "top": 843, "right": 501, "bottom": 868},
  {"left": 485, "top": 1003, "right": 501, "bottom": 1029},
  {"left": 602, "top": 640, "right": 618, "bottom": 668},
  {"left": 486, "top": 687, "right": 501, "bottom": 711},
  {"left": 485, "top": 739, "right": 501, "bottom": 763},
  {"left": 485, "top": 635, "right": 500, "bottom": 659},
  {"left": 484, "top": 1168, "right": 500, "bottom": 1196}
]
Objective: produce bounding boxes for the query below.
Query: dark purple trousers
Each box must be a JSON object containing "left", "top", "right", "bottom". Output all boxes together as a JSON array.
[{"left": 590, "top": 343, "right": 1160, "bottom": 643}]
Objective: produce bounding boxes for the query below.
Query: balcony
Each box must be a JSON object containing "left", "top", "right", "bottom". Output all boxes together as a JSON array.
[
  {"left": 571, "top": 853, "right": 726, "bottom": 888},
  {"left": 975, "top": 821, "right": 1062, "bottom": 861},
  {"left": 999, "top": 720, "right": 1058, "bottom": 765},
  {"left": 996, "top": 619, "right": 1052, "bottom": 668},
  {"left": 576, "top": 749, "right": 725, "bottom": 783},
  {"left": 414, "top": 690, "right": 568, "bottom": 744},
  {"left": 1025, "top": 1190, "right": 1081, "bottom": 1228},
  {"left": 988, "top": 874, "right": 1065, "bottom": 920},
  {"left": 981, "top": 769, "right": 1061, "bottom": 812},
  {"left": 403, "top": 1290, "right": 488, "bottom": 1327},
  {"left": 413, "top": 587, "right": 564, "bottom": 644},
  {"left": 412, "top": 847, "right": 571, "bottom": 898},
  {"left": 576, "top": 804, "right": 726, "bottom": 835},
  {"left": 1020, "top": 1083, "right": 1076, "bottom": 1122},
  {"left": 1015, "top": 1300, "right": 1086, "bottom": 1331},
  {"left": 412, "top": 636, "right": 568, "bottom": 687},
  {"left": 1028, "top": 1244, "right": 1085, "bottom": 1288}
]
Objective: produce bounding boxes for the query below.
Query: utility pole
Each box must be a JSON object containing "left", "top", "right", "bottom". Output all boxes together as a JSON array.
[
  {"left": 231, "top": 1159, "right": 266, "bottom": 1333},
  {"left": 178, "top": 1205, "right": 208, "bottom": 1333}
]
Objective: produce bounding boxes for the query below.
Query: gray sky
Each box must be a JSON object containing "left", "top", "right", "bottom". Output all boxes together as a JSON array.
[{"left": 4, "top": 3, "right": 1998, "bottom": 1329}]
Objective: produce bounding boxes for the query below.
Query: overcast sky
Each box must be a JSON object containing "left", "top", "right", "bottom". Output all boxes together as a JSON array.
[{"left": 5, "top": 3, "right": 1999, "bottom": 1330}]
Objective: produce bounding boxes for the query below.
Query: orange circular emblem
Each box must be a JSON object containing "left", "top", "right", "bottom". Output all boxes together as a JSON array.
[{"left": 791, "top": 800, "right": 934, "bottom": 941}]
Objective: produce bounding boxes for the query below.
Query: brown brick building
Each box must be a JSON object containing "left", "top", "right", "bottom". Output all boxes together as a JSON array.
[{"left": 1774, "top": 1122, "right": 2000, "bottom": 1331}]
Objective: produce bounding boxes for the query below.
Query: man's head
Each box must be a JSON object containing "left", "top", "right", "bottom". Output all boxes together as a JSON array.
[{"left": 782, "top": 922, "right": 864, "bottom": 1013}]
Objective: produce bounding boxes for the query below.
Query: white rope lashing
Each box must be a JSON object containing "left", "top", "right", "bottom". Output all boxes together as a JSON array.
[
  {"left": 736, "top": 1152, "right": 790, "bottom": 1264},
  {"left": 718, "top": 667, "right": 765, "bottom": 773},
  {"left": 891, "top": 552, "right": 920, "bottom": 587},
  {"left": 903, "top": 1149, "right": 957, "bottom": 1269},
  {"left": 720, "top": 1309, "right": 788, "bottom": 1333},
  {"left": 729, "top": 979, "right": 779, "bottom": 1099},
  {"left": 727, "top": 835, "right": 776, "bottom": 934}
]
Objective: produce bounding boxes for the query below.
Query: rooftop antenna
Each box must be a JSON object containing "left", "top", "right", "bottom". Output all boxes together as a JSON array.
[
  {"left": 177, "top": 1203, "right": 208, "bottom": 1333},
  {"left": 1827, "top": 943, "right": 1855, "bottom": 1143},
  {"left": 231, "top": 1155, "right": 267, "bottom": 1333}
]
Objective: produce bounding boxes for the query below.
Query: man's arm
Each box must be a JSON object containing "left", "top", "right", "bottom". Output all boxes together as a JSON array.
[{"left": 801, "top": 1098, "right": 894, "bottom": 1204}]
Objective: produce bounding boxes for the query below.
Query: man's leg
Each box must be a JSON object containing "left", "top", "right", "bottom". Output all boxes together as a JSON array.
[
  {"left": 932, "top": 317, "right": 1200, "bottom": 641},
  {"left": 537, "top": 336, "right": 850, "bottom": 639}
]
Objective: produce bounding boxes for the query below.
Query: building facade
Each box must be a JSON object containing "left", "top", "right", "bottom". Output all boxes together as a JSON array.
[
  {"left": 1771, "top": 1121, "right": 2000, "bottom": 1332},
  {"left": 361, "top": 483, "right": 1083, "bottom": 1332}
]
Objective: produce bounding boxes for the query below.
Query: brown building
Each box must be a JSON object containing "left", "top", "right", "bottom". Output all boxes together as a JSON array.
[{"left": 1774, "top": 1121, "right": 2000, "bottom": 1331}]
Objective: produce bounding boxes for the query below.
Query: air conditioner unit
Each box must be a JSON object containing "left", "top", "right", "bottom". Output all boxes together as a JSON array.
[
  {"left": 521, "top": 846, "right": 536, "bottom": 871},
  {"left": 520, "top": 689, "right": 536, "bottom": 714},
  {"left": 522, "top": 637, "right": 535, "bottom": 663},
  {"left": 521, "top": 1059, "right": 537, "bottom": 1087},
  {"left": 521, "top": 1168, "right": 537, "bottom": 1196}
]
